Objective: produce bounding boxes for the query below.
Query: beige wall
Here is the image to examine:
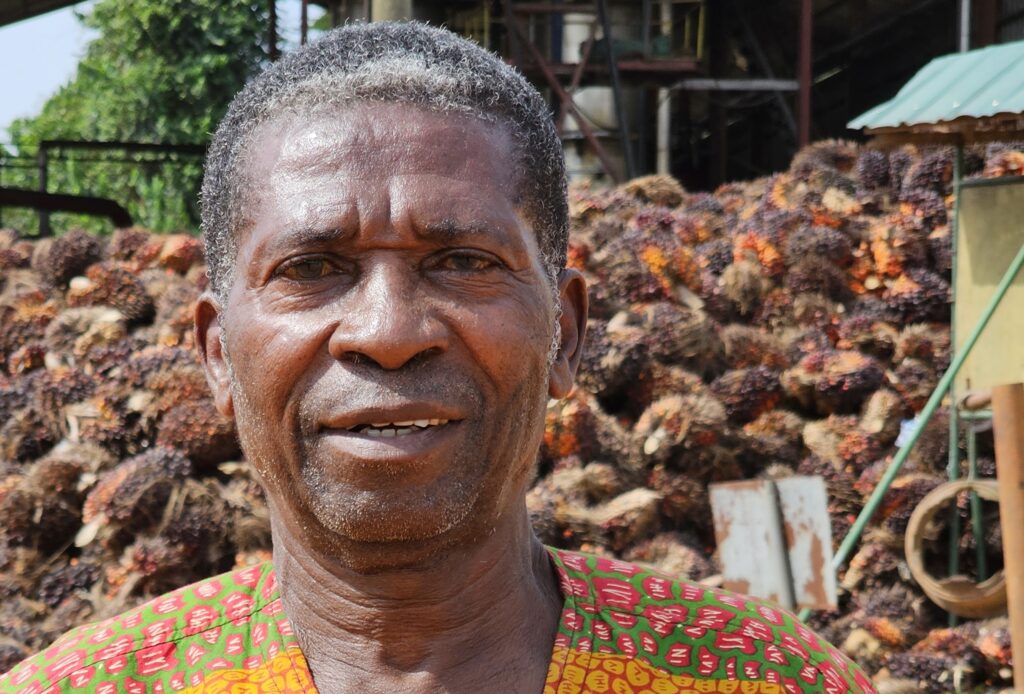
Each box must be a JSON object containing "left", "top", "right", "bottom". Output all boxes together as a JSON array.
[{"left": 955, "top": 179, "right": 1024, "bottom": 392}]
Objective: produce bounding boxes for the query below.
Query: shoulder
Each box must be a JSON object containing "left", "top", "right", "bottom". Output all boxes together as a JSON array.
[
  {"left": 0, "top": 562, "right": 287, "bottom": 693},
  {"left": 547, "top": 547, "right": 876, "bottom": 694}
]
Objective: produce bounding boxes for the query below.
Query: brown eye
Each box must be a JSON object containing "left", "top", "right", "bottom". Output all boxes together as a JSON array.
[
  {"left": 281, "top": 258, "right": 332, "bottom": 281},
  {"left": 439, "top": 253, "right": 495, "bottom": 272}
]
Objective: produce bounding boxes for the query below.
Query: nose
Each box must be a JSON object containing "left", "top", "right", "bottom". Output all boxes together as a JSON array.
[{"left": 327, "top": 258, "right": 448, "bottom": 370}]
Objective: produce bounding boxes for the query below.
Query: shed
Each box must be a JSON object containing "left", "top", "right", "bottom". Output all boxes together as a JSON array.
[
  {"left": 797, "top": 40, "right": 1024, "bottom": 632},
  {"left": 848, "top": 38, "right": 1024, "bottom": 146}
]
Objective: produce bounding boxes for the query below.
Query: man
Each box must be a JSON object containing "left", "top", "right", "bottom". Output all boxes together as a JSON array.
[{"left": 2, "top": 22, "right": 874, "bottom": 694}]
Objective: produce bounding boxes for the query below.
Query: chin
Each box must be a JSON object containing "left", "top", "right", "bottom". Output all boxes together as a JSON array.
[
  {"left": 301, "top": 460, "right": 488, "bottom": 538},
  {"left": 309, "top": 492, "right": 473, "bottom": 544},
  {"left": 304, "top": 512, "right": 480, "bottom": 574},
  {"left": 296, "top": 483, "right": 518, "bottom": 573}
]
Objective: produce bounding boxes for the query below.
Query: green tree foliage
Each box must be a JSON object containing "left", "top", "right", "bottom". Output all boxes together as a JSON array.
[{"left": 3, "top": 0, "right": 268, "bottom": 235}]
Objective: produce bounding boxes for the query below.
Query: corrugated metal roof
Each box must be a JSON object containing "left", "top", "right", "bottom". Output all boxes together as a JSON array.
[{"left": 848, "top": 39, "right": 1024, "bottom": 131}]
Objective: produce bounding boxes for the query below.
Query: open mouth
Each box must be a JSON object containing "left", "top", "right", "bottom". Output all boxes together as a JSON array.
[{"left": 344, "top": 419, "right": 452, "bottom": 438}]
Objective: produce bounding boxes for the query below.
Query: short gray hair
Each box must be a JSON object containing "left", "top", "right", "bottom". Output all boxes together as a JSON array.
[{"left": 200, "top": 21, "right": 568, "bottom": 301}]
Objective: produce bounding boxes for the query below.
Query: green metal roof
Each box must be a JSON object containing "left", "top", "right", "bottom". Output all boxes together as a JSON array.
[{"left": 849, "top": 39, "right": 1024, "bottom": 132}]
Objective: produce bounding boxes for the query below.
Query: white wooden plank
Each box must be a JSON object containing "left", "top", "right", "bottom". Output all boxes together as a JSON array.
[
  {"left": 776, "top": 476, "right": 838, "bottom": 610},
  {"left": 709, "top": 480, "right": 795, "bottom": 609}
]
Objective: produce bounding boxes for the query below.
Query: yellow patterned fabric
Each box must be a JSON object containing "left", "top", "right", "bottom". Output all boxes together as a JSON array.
[
  {"left": 544, "top": 646, "right": 783, "bottom": 694},
  {"left": 182, "top": 649, "right": 314, "bottom": 693}
]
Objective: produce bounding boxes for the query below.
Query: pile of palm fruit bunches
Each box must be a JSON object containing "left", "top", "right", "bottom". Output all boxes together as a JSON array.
[{"left": 1, "top": 141, "right": 1023, "bottom": 688}]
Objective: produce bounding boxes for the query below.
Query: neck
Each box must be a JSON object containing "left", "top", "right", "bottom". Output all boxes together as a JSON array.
[{"left": 272, "top": 504, "right": 563, "bottom": 693}]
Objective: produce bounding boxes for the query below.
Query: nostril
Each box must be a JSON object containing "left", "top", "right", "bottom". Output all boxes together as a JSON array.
[
  {"left": 342, "top": 352, "right": 371, "bottom": 367},
  {"left": 406, "top": 347, "right": 443, "bottom": 368},
  {"left": 339, "top": 346, "right": 442, "bottom": 371}
]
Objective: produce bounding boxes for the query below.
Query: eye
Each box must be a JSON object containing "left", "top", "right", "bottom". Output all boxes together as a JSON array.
[
  {"left": 436, "top": 252, "right": 498, "bottom": 272},
  {"left": 277, "top": 257, "right": 338, "bottom": 281}
]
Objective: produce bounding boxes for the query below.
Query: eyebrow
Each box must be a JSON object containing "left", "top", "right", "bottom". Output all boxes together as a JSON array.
[
  {"left": 254, "top": 217, "right": 514, "bottom": 260},
  {"left": 419, "top": 218, "right": 510, "bottom": 242},
  {"left": 254, "top": 226, "right": 356, "bottom": 260}
]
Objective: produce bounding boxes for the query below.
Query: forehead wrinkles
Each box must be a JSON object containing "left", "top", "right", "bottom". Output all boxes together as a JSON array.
[{"left": 265, "top": 104, "right": 517, "bottom": 183}]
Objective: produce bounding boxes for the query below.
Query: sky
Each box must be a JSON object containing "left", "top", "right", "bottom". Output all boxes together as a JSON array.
[
  {"left": 0, "top": 1, "right": 322, "bottom": 143},
  {"left": 0, "top": 2, "right": 97, "bottom": 140}
]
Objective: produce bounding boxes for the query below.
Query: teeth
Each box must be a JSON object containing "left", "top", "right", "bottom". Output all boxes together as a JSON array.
[{"left": 349, "top": 419, "right": 451, "bottom": 434}]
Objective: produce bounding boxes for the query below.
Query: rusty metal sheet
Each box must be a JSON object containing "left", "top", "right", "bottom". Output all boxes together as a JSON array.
[
  {"left": 709, "top": 480, "right": 794, "bottom": 609},
  {"left": 776, "top": 476, "right": 838, "bottom": 611},
  {"left": 710, "top": 477, "right": 837, "bottom": 611}
]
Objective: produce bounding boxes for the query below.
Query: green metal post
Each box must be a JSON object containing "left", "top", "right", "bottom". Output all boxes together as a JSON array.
[
  {"left": 967, "top": 420, "right": 988, "bottom": 581},
  {"left": 946, "top": 144, "right": 964, "bottom": 626},
  {"left": 798, "top": 241, "right": 1024, "bottom": 622}
]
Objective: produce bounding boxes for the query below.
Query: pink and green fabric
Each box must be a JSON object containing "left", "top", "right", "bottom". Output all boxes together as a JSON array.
[{"left": 1, "top": 548, "right": 875, "bottom": 693}]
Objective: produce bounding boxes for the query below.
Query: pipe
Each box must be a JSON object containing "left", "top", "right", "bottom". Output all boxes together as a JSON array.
[
  {"left": 799, "top": 240, "right": 1024, "bottom": 622},
  {"left": 960, "top": 0, "right": 972, "bottom": 52},
  {"left": 656, "top": 0, "right": 671, "bottom": 174},
  {"left": 960, "top": 390, "right": 993, "bottom": 410}
]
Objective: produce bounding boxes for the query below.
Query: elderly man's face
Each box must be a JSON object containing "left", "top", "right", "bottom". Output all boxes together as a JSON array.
[{"left": 197, "top": 103, "right": 585, "bottom": 565}]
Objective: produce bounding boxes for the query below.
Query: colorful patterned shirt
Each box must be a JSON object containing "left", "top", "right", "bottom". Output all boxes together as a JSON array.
[{"left": 1, "top": 548, "right": 875, "bottom": 693}]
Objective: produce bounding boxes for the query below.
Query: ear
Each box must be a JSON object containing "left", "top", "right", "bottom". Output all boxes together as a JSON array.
[
  {"left": 548, "top": 268, "right": 588, "bottom": 399},
  {"left": 194, "top": 292, "right": 235, "bottom": 417}
]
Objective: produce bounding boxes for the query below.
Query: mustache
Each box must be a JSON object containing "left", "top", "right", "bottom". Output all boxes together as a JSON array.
[{"left": 298, "top": 359, "right": 484, "bottom": 421}]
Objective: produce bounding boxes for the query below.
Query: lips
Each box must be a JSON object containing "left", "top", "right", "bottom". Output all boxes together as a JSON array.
[
  {"left": 316, "top": 416, "right": 465, "bottom": 478},
  {"left": 320, "top": 403, "right": 464, "bottom": 433},
  {"left": 348, "top": 419, "right": 452, "bottom": 438}
]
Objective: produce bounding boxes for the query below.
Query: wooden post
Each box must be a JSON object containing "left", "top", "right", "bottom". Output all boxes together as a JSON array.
[{"left": 991, "top": 383, "right": 1024, "bottom": 692}]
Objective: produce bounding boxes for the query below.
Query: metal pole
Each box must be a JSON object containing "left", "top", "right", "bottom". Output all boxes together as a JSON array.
[
  {"left": 656, "top": 0, "right": 672, "bottom": 174},
  {"left": 37, "top": 146, "right": 49, "bottom": 236},
  {"left": 967, "top": 421, "right": 988, "bottom": 580},
  {"left": 960, "top": 0, "right": 972, "bottom": 52},
  {"left": 991, "top": 383, "right": 1024, "bottom": 690},
  {"left": 798, "top": 0, "right": 812, "bottom": 146},
  {"left": 642, "top": 0, "right": 652, "bottom": 60},
  {"left": 798, "top": 241, "right": 1024, "bottom": 622},
  {"left": 596, "top": 0, "right": 637, "bottom": 180},
  {"left": 268, "top": 0, "right": 279, "bottom": 61},
  {"left": 301, "top": 0, "right": 308, "bottom": 45},
  {"left": 948, "top": 147, "right": 965, "bottom": 615}
]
